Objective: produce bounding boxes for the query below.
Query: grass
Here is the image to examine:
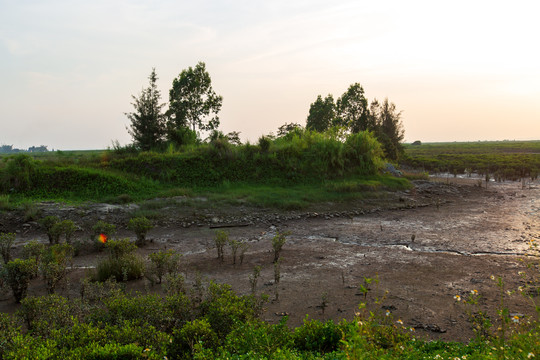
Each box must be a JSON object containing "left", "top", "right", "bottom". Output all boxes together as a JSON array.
[
  {"left": 197, "top": 176, "right": 410, "bottom": 210},
  {"left": 403, "top": 140, "right": 540, "bottom": 180}
]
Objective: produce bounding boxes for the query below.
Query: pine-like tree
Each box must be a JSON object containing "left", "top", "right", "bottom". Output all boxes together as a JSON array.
[{"left": 126, "top": 68, "right": 166, "bottom": 151}]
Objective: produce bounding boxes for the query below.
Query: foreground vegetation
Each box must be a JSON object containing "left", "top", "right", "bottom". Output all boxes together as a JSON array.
[{"left": 403, "top": 141, "right": 540, "bottom": 181}]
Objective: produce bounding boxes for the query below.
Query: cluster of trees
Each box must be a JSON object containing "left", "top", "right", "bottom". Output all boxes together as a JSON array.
[
  {"left": 0, "top": 145, "right": 48, "bottom": 154},
  {"left": 127, "top": 64, "right": 405, "bottom": 161},
  {"left": 306, "top": 83, "right": 404, "bottom": 161},
  {"left": 126, "top": 62, "right": 223, "bottom": 151}
]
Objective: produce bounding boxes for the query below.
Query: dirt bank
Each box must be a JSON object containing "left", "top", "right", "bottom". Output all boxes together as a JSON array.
[{"left": 1, "top": 178, "right": 539, "bottom": 342}]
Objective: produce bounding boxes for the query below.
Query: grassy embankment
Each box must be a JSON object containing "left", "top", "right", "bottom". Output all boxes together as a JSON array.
[
  {"left": 0, "top": 130, "right": 410, "bottom": 210},
  {"left": 402, "top": 140, "right": 540, "bottom": 180}
]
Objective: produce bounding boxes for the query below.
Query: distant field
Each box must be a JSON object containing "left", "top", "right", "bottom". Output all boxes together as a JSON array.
[{"left": 402, "top": 140, "right": 540, "bottom": 179}]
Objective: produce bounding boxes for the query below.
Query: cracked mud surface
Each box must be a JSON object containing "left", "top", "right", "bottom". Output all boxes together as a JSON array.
[{"left": 1, "top": 178, "right": 539, "bottom": 342}]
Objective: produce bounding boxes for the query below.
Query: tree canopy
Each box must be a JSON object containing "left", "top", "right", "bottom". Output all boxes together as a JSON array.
[
  {"left": 306, "top": 95, "right": 336, "bottom": 132},
  {"left": 305, "top": 84, "right": 405, "bottom": 161},
  {"left": 126, "top": 68, "right": 166, "bottom": 151},
  {"left": 167, "top": 62, "right": 223, "bottom": 136}
]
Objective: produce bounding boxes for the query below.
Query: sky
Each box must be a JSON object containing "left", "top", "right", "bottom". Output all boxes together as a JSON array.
[{"left": 1, "top": 0, "right": 539, "bottom": 150}]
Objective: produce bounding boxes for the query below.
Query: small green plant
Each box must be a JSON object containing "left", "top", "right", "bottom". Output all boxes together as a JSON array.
[
  {"left": 455, "top": 288, "right": 492, "bottom": 342},
  {"left": 94, "top": 238, "right": 144, "bottom": 282},
  {"left": 228, "top": 238, "right": 240, "bottom": 265},
  {"left": 320, "top": 292, "right": 329, "bottom": 315},
  {"left": 91, "top": 220, "right": 117, "bottom": 240},
  {"left": 40, "top": 244, "right": 74, "bottom": 294},
  {"left": 3, "top": 258, "right": 36, "bottom": 302},
  {"left": 127, "top": 216, "right": 153, "bottom": 246},
  {"left": 60, "top": 220, "right": 77, "bottom": 244},
  {"left": 249, "top": 265, "right": 262, "bottom": 295},
  {"left": 163, "top": 273, "right": 186, "bottom": 296},
  {"left": 146, "top": 249, "right": 181, "bottom": 285},
  {"left": 39, "top": 216, "right": 60, "bottom": 244},
  {"left": 21, "top": 240, "right": 45, "bottom": 277},
  {"left": 274, "top": 258, "right": 281, "bottom": 285},
  {"left": 49, "top": 220, "right": 77, "bottom": 244},
  {"left": 214, "top": 230, "right": 228, "bottom": 262},
  {"left": 0, "top": 194, "right": 11, "bottom": 211},
  {"left": 239, "top": 241, "right": 249, "bottom": 265},
  {"left": 0, "top": 232, "right": 16, "bottom": 264},
  {"left": 21, "top": 201, "right": 41, "bottom": 222},
  {"left": 272, "top": 231, "right": 289, "bottom": 263}
]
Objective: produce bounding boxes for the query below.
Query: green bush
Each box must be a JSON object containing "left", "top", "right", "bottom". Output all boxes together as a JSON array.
[
  {"left": 0, "top": 154, "right": 36, "bottom": 192},
  {"left": 168, "top": 319, "right": 219, "bottom": 360},
  {"left": 94, "top": 238, "right": 144, "bottom": 282},
  {"left": 146, "top": 249, "right": 181, "bottom": 285},
  {"left": 3, "top": 258, "right": 36, "bottom": 302},
  {"left": 39, "top": 215, "right": 61, "bottom": 244},
  {"left": 18, "top": 294, "right": 81, "bottom": 337},
  {"left": 226, "top": 318, "right": 293, "bottom": 357},
  {"left": 40, "top": 244, "right": 73, "bottom": 294},
  {"left": 292, "top": 317, "right": 344, "bottom": 353},
  {"left": 127, "top": 216, "right": 153, "bottom": 246},
  {"left": 0, "top": 232, "right": 16, "bottom": 264}
]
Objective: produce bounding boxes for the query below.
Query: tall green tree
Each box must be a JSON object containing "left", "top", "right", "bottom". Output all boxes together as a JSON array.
[
  {"left": 335, "top": 83, "right": 370, "bottom": 133},
  {"left": 126, "top": 68, "right": 166, "bottom": 151},
  {"left": 167, "top": 62, "right": 223, "bottom": 137},
  {"left": 306, "top": 95, "right": 335, "bottom": 132},
  {"left": 371, "top": 98, "right": 404, "bottom": 161}
]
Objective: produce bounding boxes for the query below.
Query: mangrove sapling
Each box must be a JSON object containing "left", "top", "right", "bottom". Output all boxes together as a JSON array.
[
  {"left": 320, "top": 292, "right": 329, "bottom": 315},
  {"left": 274, "top": 258, "right": 281, "bottom": 285},
  {"left": 40, "top": 244, "right": 74, "bottom": 294},
  {"left": 21, "top": 240, "right": 45, "bottom": 278},
  {"left": 39, "top": 216, "right": 60, "bottom": 244},
  {"left": 60, "top": 220, "right": 76, "bottom": 244},
  {"left": 249, "top": 265, "right": 262, "bottom": 295},
  {"left": 91, "top": 220, "right": 116, "bottom": 240},
  {"left": 0, "top": 232, "right": 16, "bottom": 264},
  {"left": 146, "top": 249, "right": 181, "bottom": 284},
  {"left": 91, "top": 220, "right": 117, "bottom": 251},
  {"left": 3, "top": 258, "right": 36, "bottom": 303},
  {"left": 163, "top": 273, "right": 186, "bottom": 295},
  {"left": 272, "top": 231, "right": 290, "bottom": 263},
  {"left": 214, "top": 230, "right": 228, "bottom": 262},
  {"left": 239, "top": 241, "right": 249, "bottom": 265},
  {"left": 127, "top": 216, "right": 153, "bottom": 246},
  {"left": 228, "top": 238, "right": 240, "bottom": 265}
]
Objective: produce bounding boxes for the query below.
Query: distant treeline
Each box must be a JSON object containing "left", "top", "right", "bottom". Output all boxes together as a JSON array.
[{"left": 0, "top": 145, "right": 49, "bottom": 154}]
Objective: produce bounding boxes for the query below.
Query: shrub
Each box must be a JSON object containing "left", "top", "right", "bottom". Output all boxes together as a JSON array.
[
  {"left": 127, "top": 216, "right": 153, "bottom": 246},
  {"left": 3, "top": 258, "right": 36, "bottom": 302},
  {"left": 94, "top": 238, "right": 144, "bottom": 282},
  {"left": 226, "top": 318, "right": 293, "bottom": 357},
  {"left": 18, "top": 294, "right": 81, "bottom": 337},
  {"left": 292, "top": 317, "right": 344, "bottom": 353},
  {"left": 40, "top": 244, "right": 73, "bottom": 294},
  {"left": 0, "top": 194, "right": 11, "bottom": 211},
  {"left": 168, "top": 319, "right": 219, "bottom": 359},
  {"left": 39, "top": 215, "right": 61, "bottom": 244},
  {"left": 0, "top": 232, "right": 16, "bottom": 264},
  {"left": 91, "top": 220, "right": 117, "bottom": 242},
  {"left": 272, "top": 231, "right": 289, "bottom": 263},
  {"left": 146, "top": 249, "right": 181, "bottom": 285},
  {"left": 59, "top": 220, "right": 77, "bottom": 244},
  {"left": 21, "top": 201, "right": 41, "bottom": 222},
  {"left": 214, "top": 230, "right": 228, "bottom": 262},
  {"left": 0, "top": 154, "right": 36, "bottom": 192},
  {"left": 0, "top": 313, "right": 19, "bottom": 358},
  {"left": 228, "top": 238, "right": 240, "bottom": 265}
]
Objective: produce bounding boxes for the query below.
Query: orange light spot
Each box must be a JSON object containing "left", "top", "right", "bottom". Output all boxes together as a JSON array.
[{"left": 98, "top": 233, "right": 107, "bottom": 243}]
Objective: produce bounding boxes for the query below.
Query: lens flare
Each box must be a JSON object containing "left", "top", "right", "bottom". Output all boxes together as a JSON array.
[{"left": 98, "top": 233, "right": 107, "bottom": 243}]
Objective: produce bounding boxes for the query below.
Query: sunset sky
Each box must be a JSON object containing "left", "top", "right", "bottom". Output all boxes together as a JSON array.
[{"left": 1, "top": 0, "right": 539, "bottom": 150}]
